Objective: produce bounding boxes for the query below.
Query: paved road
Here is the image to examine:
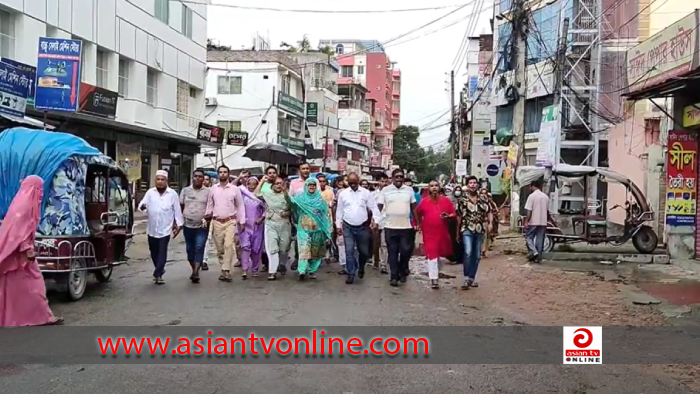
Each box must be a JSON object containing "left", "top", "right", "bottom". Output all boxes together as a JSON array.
[{"left": 0, "top": 237, "right": 692, "bottom": 393}]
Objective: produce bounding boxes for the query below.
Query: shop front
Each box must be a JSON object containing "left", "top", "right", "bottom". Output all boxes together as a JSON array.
[
  {"left": 27, "top": 89, "right": 221, "bottom": 204},
  {"left": 622, "top": 9, "right": 700, "bottom": 259}
]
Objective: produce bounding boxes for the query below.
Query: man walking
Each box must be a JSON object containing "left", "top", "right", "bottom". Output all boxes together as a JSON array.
[
  {"left": 403, "top": 177, "right": 422, "bottom": 275},
  {"left": 456, "top": 176, "right": 492, "bottom": 289},
  {"left": 377, "top": 169, "right": 418, "bottom": 287},
  {"left": 335, "top": 172, "right": 380, "bottom": 284},
  {"left": 202, "top": 173, "right": 212, "bottom": 270},
  {"left": 372, "top": 173, "right": 389, "bottom": 274},
  {"left": 180, "top": 169, "right": 210, "bottom": 283},
  {"left": 205, "top": 165, "right": 246, "bottom": 282},
  {"left": 137, "top": 170, "right": 183, "bottom": 285},
  {"left": 524, "top": 178, "right": 549, "bottom": 263}
]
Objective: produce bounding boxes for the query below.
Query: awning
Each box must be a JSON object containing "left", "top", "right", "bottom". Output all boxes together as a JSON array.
[
  {"left": 0, "top": 113, "right": 55, "bottom": 129},
  {"left": 25, "top": 108, "right": 220, "bottom": 148},
  {"left": 338, "top": 137, "right": 368, "bottom": 151}
]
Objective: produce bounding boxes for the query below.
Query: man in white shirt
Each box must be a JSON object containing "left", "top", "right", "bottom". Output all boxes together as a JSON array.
[
  {"left": 377, "top": 168, "right": 418, "bottom": 287},
  {"left": 524, "top": 178, "right": 550, "bottom": 263},
  {"left": 336, "top": 172, "right": 381, "bottom": 284},
  {"left": 371, "top": 173, "right": 389, "bottom": 274},
  {"left": 137, "top": 170, "right": 184, "bottom": 285}
]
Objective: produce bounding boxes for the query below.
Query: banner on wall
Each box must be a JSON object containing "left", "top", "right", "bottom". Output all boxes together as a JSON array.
[
  {"left": 666, "top": 130, "right": 697, "bottom": 226},
  {"left": 116, "top": 142, "right": 142, "bottom": 182}
]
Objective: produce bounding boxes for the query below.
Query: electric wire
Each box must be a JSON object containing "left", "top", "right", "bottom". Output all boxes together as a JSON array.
[{"left": 182, "top": 1, "right": 467, "bottom": 13}]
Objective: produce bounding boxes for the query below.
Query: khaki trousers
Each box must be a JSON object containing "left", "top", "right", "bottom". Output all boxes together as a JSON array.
[{"left": 212, "top": 220, "right": 238, "bottom": 272}]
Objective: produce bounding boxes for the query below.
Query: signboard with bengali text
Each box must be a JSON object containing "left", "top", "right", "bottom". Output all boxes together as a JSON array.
[
  {"left": 666, "top": 130, "right": 697, "bottom": 226},
  {"left": 626, "top": 10, "right": 699, "bottom": 93}
]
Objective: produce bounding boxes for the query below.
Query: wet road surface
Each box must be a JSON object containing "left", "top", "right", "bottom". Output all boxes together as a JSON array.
[{"left": 0, "top": 238, "right": 694, "bottom": 393}]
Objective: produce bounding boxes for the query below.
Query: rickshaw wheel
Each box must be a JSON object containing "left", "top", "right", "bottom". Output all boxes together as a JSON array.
[
  {"left": 94, "top": 266, "right": 113, "bottom": 283},
  {"left": 632, "top": 226, "right": 658, "bottom": 254},
  {"left": 543, "top": 235, "right": 554, "bottom": 253},
  {"left": 65, "top": 258, "right": 87, "bottom": 302}
]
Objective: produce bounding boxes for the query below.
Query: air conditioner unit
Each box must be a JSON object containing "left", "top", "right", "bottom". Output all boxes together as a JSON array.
[{"left": 205, "top": 97, "right": 218, "bottom": 106}]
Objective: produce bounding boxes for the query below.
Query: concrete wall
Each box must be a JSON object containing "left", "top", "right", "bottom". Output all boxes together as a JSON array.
[
  {"left": 0, "top": 0, "right": 207, "bottom": 140},
  {"left": 196, "top": 61, "right": 303, "bottom": 171}
]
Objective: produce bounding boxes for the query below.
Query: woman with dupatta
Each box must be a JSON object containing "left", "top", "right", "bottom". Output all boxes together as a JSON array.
[
  {"left": 416, "top": 180, "right": 456, "bottom": 289},
  {"left": 480, "top": 188, "right": 499, "bottom": 257},
  {"left": 291, "top": 178, "right": 332, "bottom": 280},
  {"left": 0, "top": 176, "right": 63, "bottom": 326},
  {"left": 255, "top": 175, "right": 292, "bottom": 280},
  {"left": 239, "top": 177, "right": 266, "bottom": 279}
]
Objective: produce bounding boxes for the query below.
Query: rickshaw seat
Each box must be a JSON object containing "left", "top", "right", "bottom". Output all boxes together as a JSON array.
[{"left": 586, "top": 220, "right": 607, "bottom": 226}]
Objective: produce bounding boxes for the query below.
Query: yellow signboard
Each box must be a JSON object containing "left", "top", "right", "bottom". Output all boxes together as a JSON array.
[
  {"left": 683, "top": 103, "right": 700, "bottom": 127},
  {"left": 116, "top": 142, "right": 142, "bottom": 182}
]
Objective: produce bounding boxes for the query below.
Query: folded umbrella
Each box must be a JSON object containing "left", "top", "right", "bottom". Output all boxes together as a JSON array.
[{"left": 243, "top": 142, "right": 300, "bottom": 164}]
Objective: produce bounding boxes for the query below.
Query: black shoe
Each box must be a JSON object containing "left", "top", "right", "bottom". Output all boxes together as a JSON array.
[
  {"left": 358, "top": 270, "right": 365, "bottom": 279},
  {"left": 201, "top": 263, "right": 209, "bottom": 271},
  {"left": 346, "top": 275, "right": 355, "bottom": 284},
  {"left": 431, "top": 279, "right": 439, "bottom": 289},
  {"left": 389, "top": 279, "right": 398, "bottom": 287},
  {"left": 380, "top": 267, "right": 388, "bottom": 274},
  {"left": 155, "top": 277, "right": 165, "bottom": 285},
  {"left": 399, "top": 276, "right": 407, "bottom": 284},
  {"left": 338, "top": 269, "right": 348, "bottom": 275}
]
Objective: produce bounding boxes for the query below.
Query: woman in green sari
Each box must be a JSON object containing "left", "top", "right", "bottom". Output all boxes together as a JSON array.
[{"left": 291, "top": 178, "right": 332, "bottom": 280}]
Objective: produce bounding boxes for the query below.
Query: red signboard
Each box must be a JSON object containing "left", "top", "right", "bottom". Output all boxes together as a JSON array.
[{"left": 666, "top": 130, "right": 697, "bottom": 225}]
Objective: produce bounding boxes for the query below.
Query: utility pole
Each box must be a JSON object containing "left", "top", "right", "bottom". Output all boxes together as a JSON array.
[
  {"left": 450, "top": 70, "right": 457, "bottom": 178},
  {"left": 459, "top": 90, "right": 466, "bottom": 182},
  {"left": 510, "top": 0, "right": 528, "bottom": 230},
  {"left": 545, "top": 17, "right": 570, "bottom": 210},
  {"left": 322, "top": 119, "right": 329, "bottom": 170}
]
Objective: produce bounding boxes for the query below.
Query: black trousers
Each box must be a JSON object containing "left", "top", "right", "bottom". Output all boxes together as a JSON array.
[
  {"left": 148, "top": 235, "right": 170, "bottom": 278},
  {"left": 385, "top": 228, "right": 413, "bottom": 280}
]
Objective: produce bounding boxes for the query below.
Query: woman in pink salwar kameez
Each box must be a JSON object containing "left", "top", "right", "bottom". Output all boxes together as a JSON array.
[{"left": 0, "top": 175, "right": 63, "bottom": 326}]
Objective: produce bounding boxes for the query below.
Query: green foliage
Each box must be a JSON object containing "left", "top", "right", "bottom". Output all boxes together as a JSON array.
[
  {"left": 206, "top": 39, "right": 231, "bottom": 51},
  {"left": 392, "top": 125, "right": 452, "bottom": 182},
  {"left": 280, "top": 35, "right": 312, "bottom": 53}
]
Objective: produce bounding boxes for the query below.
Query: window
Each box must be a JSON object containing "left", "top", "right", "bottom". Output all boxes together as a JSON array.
[
  {"left": 392, "top": 101, "right": 399, "bottom": 109},
  {"left": 96, "top": 49, "right": 108, "bottom": 88},
  {"left": 217, "top": 120, "right": 241, "bottom": 132},
  {"left": 335, "top": 44, "right": 344, "bottom": 54},
  {"left": 217, "top": 75, "right": 241, "bottom": 94},
  {"left": 146, "top": 68, "right": 158, "bottom": 106},
  {"left": 392, "top": 81, "right": 400, "bottom": 91},
  {"left": 281, "top": 75, "right": 290, "bottom": 94},
  {"left": 189, "top": 87, "right": 198, "bottom": 98},
  {"left": 154, "top": 0, "right": 169, "bottom": 23},
  {"left": 357, "top": 65, "right": 365, "bottom": 75},
  {"left": 182, "top": 6, "right": 193, "bottom": 39},
  {"left": 341, "top": 65, "right": 353, "bottom": 78},
  {"left": 118, "top": 58, "right": 129, "bottom": 97},
  {"left": 176, "top": 79, "right": 188, "bottom": 118},
  {"left": 0, "top": 10, "right": 14, "bottom": 58},
  {"left": 278, "top": 118, "right": 290, "bottom": 137}
]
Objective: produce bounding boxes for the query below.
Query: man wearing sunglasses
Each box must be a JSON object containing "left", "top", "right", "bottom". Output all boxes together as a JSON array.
[{"left": 377, "top": 168, "right": 419, "bottom": 287}]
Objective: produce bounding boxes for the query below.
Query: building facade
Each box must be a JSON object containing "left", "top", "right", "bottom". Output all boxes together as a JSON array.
[
  {"left": 319, "top": 39, "right": 399, "bottom": 172},
  {"left": 622, "top": 9, "right": 700, "bottom": 260},
  {"left": 198, "top": 50, "right": 305, "bottom": 173},
  {"left": 0, "top": 0, "right": 211, "bottom": 198}
]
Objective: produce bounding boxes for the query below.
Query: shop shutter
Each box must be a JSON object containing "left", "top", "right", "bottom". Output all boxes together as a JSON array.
[{"left": 696, "top": 159, "right": 700, "bottom": 259}]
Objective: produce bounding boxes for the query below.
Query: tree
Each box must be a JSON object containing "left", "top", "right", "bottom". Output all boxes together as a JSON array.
[
  {"left": 392, "top": 125, "right": 452, "bottom": 182},
  {"left": 319, "top": 45, "right": 334, "bottom": 56},
  {"left": 280, "top": 35, "right": 312, "bottom": 53},
  {"left": 206, "top": 38, "right": 231, "bottom": 51}
]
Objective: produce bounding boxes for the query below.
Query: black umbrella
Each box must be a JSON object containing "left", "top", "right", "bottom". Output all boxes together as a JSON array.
[{"left": 243, "top": 142, "right": 300, "bottom": 164}]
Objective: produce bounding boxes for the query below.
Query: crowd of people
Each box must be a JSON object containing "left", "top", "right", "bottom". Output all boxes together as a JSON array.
[
  {"left": 0, "top": 160, "right": 553, "bottom": 327},
  {"left": 136, "top": 163, "right": 504, "bottom": 291}
]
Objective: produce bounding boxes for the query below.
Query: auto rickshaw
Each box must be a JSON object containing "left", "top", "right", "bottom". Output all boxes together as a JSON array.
[{"left": 0, "top": 127, "right": 134, "bottom": 301}]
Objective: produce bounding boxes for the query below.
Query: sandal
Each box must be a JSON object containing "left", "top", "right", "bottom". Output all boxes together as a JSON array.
[
  {"left": 253, "top": 271, "right": 259, "bottom": 277},
  {"left": 242, "top": 273, "right": 247, "bottom": 280},
  {"left": 267, "top": 274, "right": 277, "bottom": 281},
  {"left": 42, "top": 317, "right": 64, "bottom": 326},
  {"left": 298, "top": 273, "right": 306, "bottom": 281},
  {"left": 309, "top": 273, "right": 317, "bottom": 280},
  {"left": 218, "top": 273, "right": 227, "bottom": 281},
  {"left": 156, "top": 277, "right": 165, "bottom": 285},
  {"left": 192, "top": 274, "right": 200, "bottom": 284}
]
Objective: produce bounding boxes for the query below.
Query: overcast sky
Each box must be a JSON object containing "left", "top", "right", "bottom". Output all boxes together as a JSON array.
[{"left": 205, "top": 0, "right": 494, "bottom": 148}]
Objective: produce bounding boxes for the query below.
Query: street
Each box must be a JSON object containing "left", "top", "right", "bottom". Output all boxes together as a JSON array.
[{"left": 0, "top": 234, "right": 695, "bottom": 393}]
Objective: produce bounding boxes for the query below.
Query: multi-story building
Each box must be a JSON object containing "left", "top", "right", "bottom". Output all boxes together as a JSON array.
[
  {"left": 281, "top": 51, "right": 341, "bottom": 173},
  {"left": 0, "top": 1, "right": 210, "bottom": 195},
  {"left": 198, "top": 50, "right": 306, "bottom": 173},
  {"left": 319, "top": 39, "right": 399, "bottom": 171}
]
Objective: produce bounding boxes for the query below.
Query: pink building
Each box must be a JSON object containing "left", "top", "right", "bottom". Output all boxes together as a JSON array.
[{"left": 319, "top": 39, "right": 400, "bottom": 170}]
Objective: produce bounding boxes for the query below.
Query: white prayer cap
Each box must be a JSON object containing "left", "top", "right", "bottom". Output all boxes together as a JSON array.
[{"left": 156, "top": 170, "right": 168, "bottom": 177}]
